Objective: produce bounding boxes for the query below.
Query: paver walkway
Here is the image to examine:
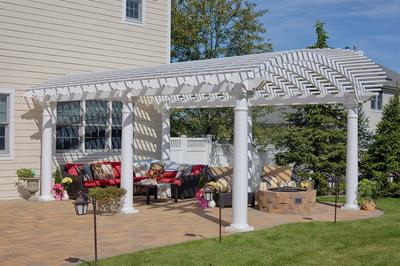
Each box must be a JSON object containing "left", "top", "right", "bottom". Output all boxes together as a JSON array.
[{"left": 0, "top": 197, "right": 382, "bottom": 266}]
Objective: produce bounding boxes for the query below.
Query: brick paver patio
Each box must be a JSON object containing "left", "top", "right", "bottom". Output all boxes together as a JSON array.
[{"left": 0, "top": 197, "right": 382, "bottom": 266}]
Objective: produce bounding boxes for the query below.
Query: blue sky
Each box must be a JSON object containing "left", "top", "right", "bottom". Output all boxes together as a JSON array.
[{"left": 253, "top": 0, "right": 400, "bottom": 72}]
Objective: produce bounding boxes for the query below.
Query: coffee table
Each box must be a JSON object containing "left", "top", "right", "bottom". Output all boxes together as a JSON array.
[{"left": 134, "top": 183, "right": 178, "bottom": 205}]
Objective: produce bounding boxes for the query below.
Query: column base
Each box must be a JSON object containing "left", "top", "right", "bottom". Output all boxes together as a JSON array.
[
  {"left": 225, "top": 224, "right": 254, "bottom": 233},
  {"left": 120, "top": 207, "right": 139, "bottom": 214},
  {"left": 38, "top": 195, "right": 54, "bottom": 201},
  {"left": 342, "top": 204, "right": 360, "bottom": 210}
]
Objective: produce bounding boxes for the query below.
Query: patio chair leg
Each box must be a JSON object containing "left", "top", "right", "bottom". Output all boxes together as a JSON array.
[{"left": 174, "top": 185, "right": 178, "bottom": 202}]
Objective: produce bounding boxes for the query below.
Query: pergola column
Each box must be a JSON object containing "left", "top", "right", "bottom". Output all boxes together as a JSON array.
[
  {"left": 343, "top": 104, "right": 360, "bottom": 210},
  {"left": 226, "top": 95, "right": 254, "bottom": 232},
  {"left": 120, "top": 99, "right": 138, "bottom": 214},
  {"left": 39, "top": 103, "right": 53, "bottom": 201},
  {"left": 161, "top": 105, "right": 171, "bottom": 161}
]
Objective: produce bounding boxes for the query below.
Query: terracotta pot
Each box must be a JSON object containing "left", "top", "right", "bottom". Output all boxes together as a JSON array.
[{"left": 362, "top": 200, "right": 376, "bottom": 211}]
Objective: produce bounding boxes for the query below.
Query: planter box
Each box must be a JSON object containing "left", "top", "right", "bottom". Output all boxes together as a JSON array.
[{"left": 214, "top": 192, "right": 255, "bottom": 208}]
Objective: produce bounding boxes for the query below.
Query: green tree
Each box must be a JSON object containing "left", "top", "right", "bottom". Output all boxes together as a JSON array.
[
  {"left": 274, "top": 21, "right": 373, "bottom": 194},
  {"left": 307, "top": 20, "right": 329, "bottom": 49},
  {"left": 274, "top": 21, "right": 343, "bottom": 194},
  {"left": 170, "top": 0, "right": 272, "bottom": 142},
  {"left": 275, "top": 105, "right": 347, "bottom": 194},
  {"left": 358, "top": 104, "right": 374, "bottom": 157},
  {"left": 362, "top": 87, "right": 400, "bottom": 190}
]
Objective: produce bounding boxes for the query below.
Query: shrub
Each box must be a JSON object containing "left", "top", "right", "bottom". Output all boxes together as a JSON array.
[
  {"left": 53, "top": 169, "right": 62, "bottom": 184},
  {"left": 16, "top": 168, "right": 35, "bottom": 181},
  {"left": 387, "top": 182, "right": 400, "bottom": 198},
  {"left": 358, "top": 179, "right": 379, "bottom": 202},
  {"left": 88, "top": 187, "right": 127, "bottom": 213}
]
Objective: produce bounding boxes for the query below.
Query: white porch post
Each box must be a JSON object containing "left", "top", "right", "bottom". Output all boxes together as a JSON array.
[
  {"left": 39, "top": 103, "right": 53, "bottom": 201},
  {"left": 343, "top": 105, "right": 360, "bottom": 210},
  {"left": 120, "top": 99, "right": 138, "bottom": 214},
  {"left": 226, "top": 95, "right": 254, "bottom": 232},
  {"left": 247, "top": 112, "right": 255, "bottom": 192},
  {"left": 161, "top": 106, "right": 171, "bottom": 161}
]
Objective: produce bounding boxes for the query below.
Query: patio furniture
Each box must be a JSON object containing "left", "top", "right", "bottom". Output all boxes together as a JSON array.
[
  {"left": 134, "top": 182, "right": 179, "bottom": 205},
  {"left": 214, "top": 192, "right": 256, "bottom": 208},
  {"left": 61, "top": 160, "right": 202, "bottom": 200}
]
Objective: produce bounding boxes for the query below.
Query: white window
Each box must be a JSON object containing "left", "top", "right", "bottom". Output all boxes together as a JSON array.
[
  {"left": 123, "top": 0, "right": 144, "bottom": 23},
  {"left": 371, "top": 92, "right": 383, "bottom": 110},
  {"left": 56, "top": 100, "right": 122, "bottom": 153},
  {"left": 0, "top": 89, "right": 14, "bottom": 159}
]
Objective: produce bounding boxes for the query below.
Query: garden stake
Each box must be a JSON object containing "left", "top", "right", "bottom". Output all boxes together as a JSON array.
[
  {"left": 219, "top": 188, "right": 222, "bottom": 243},
  {"left": 93, "top": 196, "right": 98, "bottom": 266},
  {"left": 334, "top": 176, "right": 339, "bottom": 223}
]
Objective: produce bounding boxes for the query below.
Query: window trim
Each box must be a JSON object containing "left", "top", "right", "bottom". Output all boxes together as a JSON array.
[
  {"left": 122, "top": 0, "right": 145, "bottom": 26},
  {"left": 0, "top": 89, "right": 14, "bottom": 160}
]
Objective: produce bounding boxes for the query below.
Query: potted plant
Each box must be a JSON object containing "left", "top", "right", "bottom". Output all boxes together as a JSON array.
[
  {"left": 16, "top": 168, "right": 39, "bottom": 201},
  {"left": 358, "top": 179, "right": 379, "bottom": 211},
  {"left": 52, "top": 183, "right": 64, "bottom": 201},
  {"left": 88, "top": 187, "right": 127, "bottom": 213}
]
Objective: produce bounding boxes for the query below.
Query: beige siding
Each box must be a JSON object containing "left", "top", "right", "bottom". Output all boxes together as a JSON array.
[
  {"left": 363, "top": 92, "right": 393, "bottom": 132},
  {"left": 0, "top": 0, "right": 169, "bottom": 199}
]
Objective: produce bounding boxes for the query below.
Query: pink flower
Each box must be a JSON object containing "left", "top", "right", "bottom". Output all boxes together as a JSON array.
[
  {"left": 194, "top": 188, "right": 208, "bottom": 209},
  {"left": 51, "top": 183, "right": 64, "bottom": 195}
]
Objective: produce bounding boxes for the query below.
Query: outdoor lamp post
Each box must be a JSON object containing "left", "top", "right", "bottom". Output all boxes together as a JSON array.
[
  {"left": 73, "top": 192, "right": 98, "bottom": 266},
  {"left": 73, "top": 194, "right": 89, "bottom": 215}
]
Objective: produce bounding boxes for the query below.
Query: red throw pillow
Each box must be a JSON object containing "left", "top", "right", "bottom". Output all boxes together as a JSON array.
[
  {"left": 109, "top": 162, "right": 121, "bottom": 178},
  {"left": 191, "top": 165, "right": 205, "bottom": 175},
  {"left": 65, "top": 163, "right": 81, "bottom": 176},
  {"left": 163, "top": 171, "right": 178, "bottom": 179}
]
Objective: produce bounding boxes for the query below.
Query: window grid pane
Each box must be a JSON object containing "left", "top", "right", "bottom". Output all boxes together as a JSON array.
[
  {"left": 85, "top": 100, "right": 108, "bottom": 150},
  {"left": 0, "top": 125, "right": 5, "bottom": 151},
  {"left": 377, "top": 92, "right": 383, "bottom": 110},
  {"left": 371, "top": 95, "right": 377, "bottom": 109},
  {"left": 56, "top": 101, "right": 80, "bottom": 150},
  {"left": 111, "top": 101, "right": 122, "bottom": 150},
  {"left": 126, "top": 0, "right": 141, "bottom": 20},
  {"left": 0, "top": 95, "right": 8, "bottom": 123}
]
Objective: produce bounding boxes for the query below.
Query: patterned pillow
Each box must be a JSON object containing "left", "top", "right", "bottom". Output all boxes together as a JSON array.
[
  {"left": 77, "top": 164, "right": 94, "bottom": 181},
  {"left": 92, "top": 164, "right": 115, "bottom": 180}
]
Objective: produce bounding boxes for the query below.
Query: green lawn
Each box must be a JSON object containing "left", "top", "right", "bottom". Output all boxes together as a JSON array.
[
  {"left": 317, "top": 195, "right": 346, "bottom": 204},
  {"left": 82, "top": 198, "right": 400, "bottom": 266}
]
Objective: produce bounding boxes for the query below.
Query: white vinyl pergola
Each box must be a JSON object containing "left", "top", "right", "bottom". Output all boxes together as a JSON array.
[{"left": 27, "top": 48, "right": 385, "bottom": 232}]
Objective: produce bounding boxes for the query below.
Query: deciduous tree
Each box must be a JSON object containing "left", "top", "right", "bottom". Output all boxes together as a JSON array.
[{"left": 170, "top": 0, "right": 272, "bottom": 142}]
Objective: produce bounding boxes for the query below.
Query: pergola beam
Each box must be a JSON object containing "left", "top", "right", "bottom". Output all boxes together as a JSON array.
[{"left": 167, "top": 93, "right": 365, "bottom": 109}]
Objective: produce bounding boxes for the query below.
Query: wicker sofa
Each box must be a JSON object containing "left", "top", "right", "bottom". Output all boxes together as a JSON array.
[{"left": 61, "top": 161, "right": 206, "bottom": 199}]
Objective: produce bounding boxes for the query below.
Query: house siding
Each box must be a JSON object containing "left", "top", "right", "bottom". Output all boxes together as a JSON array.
[
  {"left": 362, "top": 90, "right": 394, "bottom": 132},
  {"left": 0, "top": 0, "right": 170, "bottom": 199}
]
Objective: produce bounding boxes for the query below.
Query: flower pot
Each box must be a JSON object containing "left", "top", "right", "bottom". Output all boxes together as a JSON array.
[
  {"left": 24, "top": 177, "right": 40, "bottom": 201},
  {"left": 54, "top": 194, "right": 63, "bottom": 201},
  {"left": 362, "top": 200, "right": 376, "bottom": 211},
  {"left": 63, "top": 190, "right": 69, "bottom": 200}
]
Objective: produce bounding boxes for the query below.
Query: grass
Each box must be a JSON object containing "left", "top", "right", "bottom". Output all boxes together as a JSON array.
[
  {"left": 81, "top": 198, "right": 400, "bottom": 266},
  {"left": 317, "top": 195, "right": 346, "bottom": 204}
]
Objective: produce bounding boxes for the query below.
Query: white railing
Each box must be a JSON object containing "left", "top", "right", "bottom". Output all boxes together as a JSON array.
[{"left": 170, "top": 135, "right": 212, "bottom": 165}]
